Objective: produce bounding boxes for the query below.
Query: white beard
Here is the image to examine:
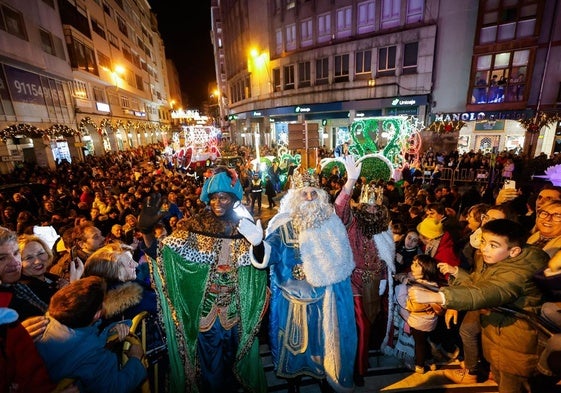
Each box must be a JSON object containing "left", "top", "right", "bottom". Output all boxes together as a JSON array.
[{"left": 299, "top": 213, "right": 355, "bottom": 287}]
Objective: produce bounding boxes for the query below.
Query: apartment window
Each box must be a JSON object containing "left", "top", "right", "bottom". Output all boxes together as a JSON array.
[
  {"left": 0, "top": 5, "right": 27, "bottom": 40},
  {"left": 117, "top": 14, "right": 128, "bottom": 37},
  {"left": 108, "top": 32, "right": 119, "bottom": 48},
  {"left": 39, "top": 29, "right": 55, "bottom": 55},
  {"left": 122, "top": 43, "right": 132, "bottom": 62},
  {"left": 298, "top": 61, "right": 311, "bottom": 88},
  {"left": 102, "top": 1, "right": 113, "bottom": 18},
  {"left": 403, "top": 42, "right": 418, "bottom": 74},
  {"left": 286, "top": 24, "right": 296, "bottom": 51},
  {"left": 53, "top": 36, "right": 65, "bottom": 60},
  {"left": 137, "top": 36, "right": 145, "bottom": 53},
  {"left": 357, "top": 1, "right": 375, "bottom": 34},
  {"left": 135, "top": 74, "right": 143, "bottom": 91},
  {"left": 334, "top": 54, "right": 349, "bottom": 82},
  {"left": 132, "top": 52, "right": 141, "bottom": 69},
  {"left": 301, "top": 19, "right": 313, "bottom": 47},
  {"left": 120, "top": 95, "right": 130, "bottom": 108},
  {"left": 284, "top": 65, "right": 295, "bottom": 90},
  {"left": 406, "top": 0, "right": 424, "bottom": 24},
  {"left": 275, "top": 28, "right": 282, "bottom": 55},
  {"left": 68, "top": 36, "right": 98, "bottom": 75},
  {"left": 272, "top": 68, "right": 281, "bottom": 92},
  {"left": 71, "top": 80, "right": 88, "bottom": 99},
  {"left": 97, "top": 51, "right": 110, "bottom": 70},
  {"left": 355, "top": 50, "right": 372, "bottom": 77},
  {"left": 381, "top": 0, "right": 400, "bottom": 29},
  {"left": 317, "top": 12, "right": 331, "bottom": 43},
  {"left": 91, "top": 18, "right": 106, "bottom": 40},
  {"left": 471, "top": 49, "right": 530, "bottom": 104},
  {"left": 316, "top": 57, "right": 329, "bottom": 85},
  {"left": 286, "top": 0, "right": 295, "bottom": 10},
  {"left": 93, "top": 86, "right": 106, "bottom": 103},
  {"left": 378, "top": 45, "right": 396, "bottom": 76},
  {"left": 479, "top": 0, "right": 537, "bottom": 44},
  {"left": 336, "top": 7, "right": 352, "bottom": 39}
]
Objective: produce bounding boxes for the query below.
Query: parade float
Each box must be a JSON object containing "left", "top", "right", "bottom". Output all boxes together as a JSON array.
[
  {"left": 170, "top": 125, "right": 222, "bottom": 169},
  {"left": 320, "top": 116, "right": 424, "bottom": 182}
]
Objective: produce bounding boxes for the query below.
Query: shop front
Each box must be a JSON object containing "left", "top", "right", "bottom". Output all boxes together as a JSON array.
[
  {"left": 428, "top": 110, "right": 535, "bottom": 155},
  {"left": 228, "top": 95, "right": 429, "bottom": 152}
]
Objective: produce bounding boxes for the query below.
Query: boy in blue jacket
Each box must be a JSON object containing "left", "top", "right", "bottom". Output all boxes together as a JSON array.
[{"left": 35, "top": 276, "right": 147, "bottom": 392}]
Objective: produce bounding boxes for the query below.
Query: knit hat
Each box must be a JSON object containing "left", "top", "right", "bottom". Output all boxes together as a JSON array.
[
  {"left": 200, "top": 170, "right": 243, "bottom": 203},
  {"left": 417, "top": 218, "right": 444, "bottom": 239}
]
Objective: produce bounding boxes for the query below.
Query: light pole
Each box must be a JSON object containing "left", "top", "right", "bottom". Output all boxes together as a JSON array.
[{"left": 254, "top": 128, "right": 261, "bottom": 172}]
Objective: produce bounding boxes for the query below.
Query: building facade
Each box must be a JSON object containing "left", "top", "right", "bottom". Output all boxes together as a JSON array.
[
  {"left": 213, "top": 0, "right": 561, "bottom": 159},
  {"left": 0, "top": 0, "right": 174, "bottom": 174}
]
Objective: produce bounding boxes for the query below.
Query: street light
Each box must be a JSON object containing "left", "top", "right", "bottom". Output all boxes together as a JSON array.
[
  {"left": 111, "top": 65, "right": 125, "bottom": 90},
  {"left": 248, "top": 48, "right": 271, "bottom": 94}
]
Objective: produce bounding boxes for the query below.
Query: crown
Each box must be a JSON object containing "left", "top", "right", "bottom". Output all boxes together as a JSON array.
[
  {"left": 359, "top": 184, "right": 384, "bottom": 205},
  {"left": 291, "top": 169, "right": 320, "bottom": 189}
]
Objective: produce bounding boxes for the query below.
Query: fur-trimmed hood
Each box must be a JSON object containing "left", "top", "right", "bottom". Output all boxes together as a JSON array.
[{"left": 103, "top": 281, "right": 143, "bottom": 319}]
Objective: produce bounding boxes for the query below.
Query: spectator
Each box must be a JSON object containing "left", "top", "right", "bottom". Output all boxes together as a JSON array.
[
  {"left": 0, "top": 301, "right": 57, "bottom": 393},
  {"left": 35, "top": 276, "right": 147, "bottom": 392},
  {"left": 411, "top": 219, "right": 549, "bottom": 391},
  {"left": 264, "top": 175, "right": 277, "bottom": 209},
  {"left": 49, "top": 223, "right": 105, "bottom": 282},
  {"left": 395, "top": 254, "right": 440, "bottom": 374},
  {"left": 395, "top": 230, "right": 423, "bottom": 274}
]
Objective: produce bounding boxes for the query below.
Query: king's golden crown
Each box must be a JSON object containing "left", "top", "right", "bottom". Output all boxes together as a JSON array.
[{"left": 291, "top": 170, "right": 320, "bottom": 189}]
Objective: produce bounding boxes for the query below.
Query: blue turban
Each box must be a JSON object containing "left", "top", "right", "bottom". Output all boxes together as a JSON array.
[{"left": 200, "top": 171, "right": 244, "bottom": 203}]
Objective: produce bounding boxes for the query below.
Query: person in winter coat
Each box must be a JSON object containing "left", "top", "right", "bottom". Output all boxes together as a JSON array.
[
  {"left": 410, "top": 219, "right": 549, "bottom": 393},
  {"left": 83, "top": 243, "right": 157, "bottom": 325},
  {"left": 264, "top": 175, "right": 277, "bottom": 209},
  {"left": 35, "top": 276, "right": 147, "bottom": 392},
  {"left": 0, "top": 294, "right": 57, "bottom": 393}
]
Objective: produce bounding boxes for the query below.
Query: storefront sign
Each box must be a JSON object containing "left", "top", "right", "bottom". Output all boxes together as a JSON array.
[
  {"left": 96, "top": 102, "right": 110, "bottom": 112},
  {"left": 4, "top": 65, "right": 46, "bottom": 105},
  {"left": 295, "top": 106, "right": 311, "bottom": 113},
  {"left": 474, "top": 120, "right": 505, "bottom": 131},
  {"left": 391, "top": 98, "right": 417, "bottom": 106},
  {"left": 432, "top": 110, "right": 532, "bottom": 122}
]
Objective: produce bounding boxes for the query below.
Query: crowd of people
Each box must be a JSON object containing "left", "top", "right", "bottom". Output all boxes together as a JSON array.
[{"left": 2, "top": 141, "right": 561, "bottom": 393}]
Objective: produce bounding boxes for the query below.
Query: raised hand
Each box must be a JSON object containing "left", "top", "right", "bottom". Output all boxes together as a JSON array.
[
  {"left": 137, "top": 193, "right": 163, "bottom": 234},
  {"left": 238, "top": 219, "right": 263, "bottom": 246},
  {"left": 340, "top": 155, "right": 362, "bottom": 181}
]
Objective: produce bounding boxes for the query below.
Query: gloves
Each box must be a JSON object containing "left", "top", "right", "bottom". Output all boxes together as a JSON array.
[
  {"left": 340, "top": 155, "right": 362, "bottom": 181},
  {"left": 238, "top": 219, "right": 263, "bottom": 246},
  {"left": 137, "top": 193, "right": 164, "bottom": 234},
  {"left": 379, "top": 279, "right": 387, "bottom": 296}
]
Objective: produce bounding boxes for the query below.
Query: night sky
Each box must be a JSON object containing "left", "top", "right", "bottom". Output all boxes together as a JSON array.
[{"left": 148, "top": 1, "right": 215, "bottom": 109}]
